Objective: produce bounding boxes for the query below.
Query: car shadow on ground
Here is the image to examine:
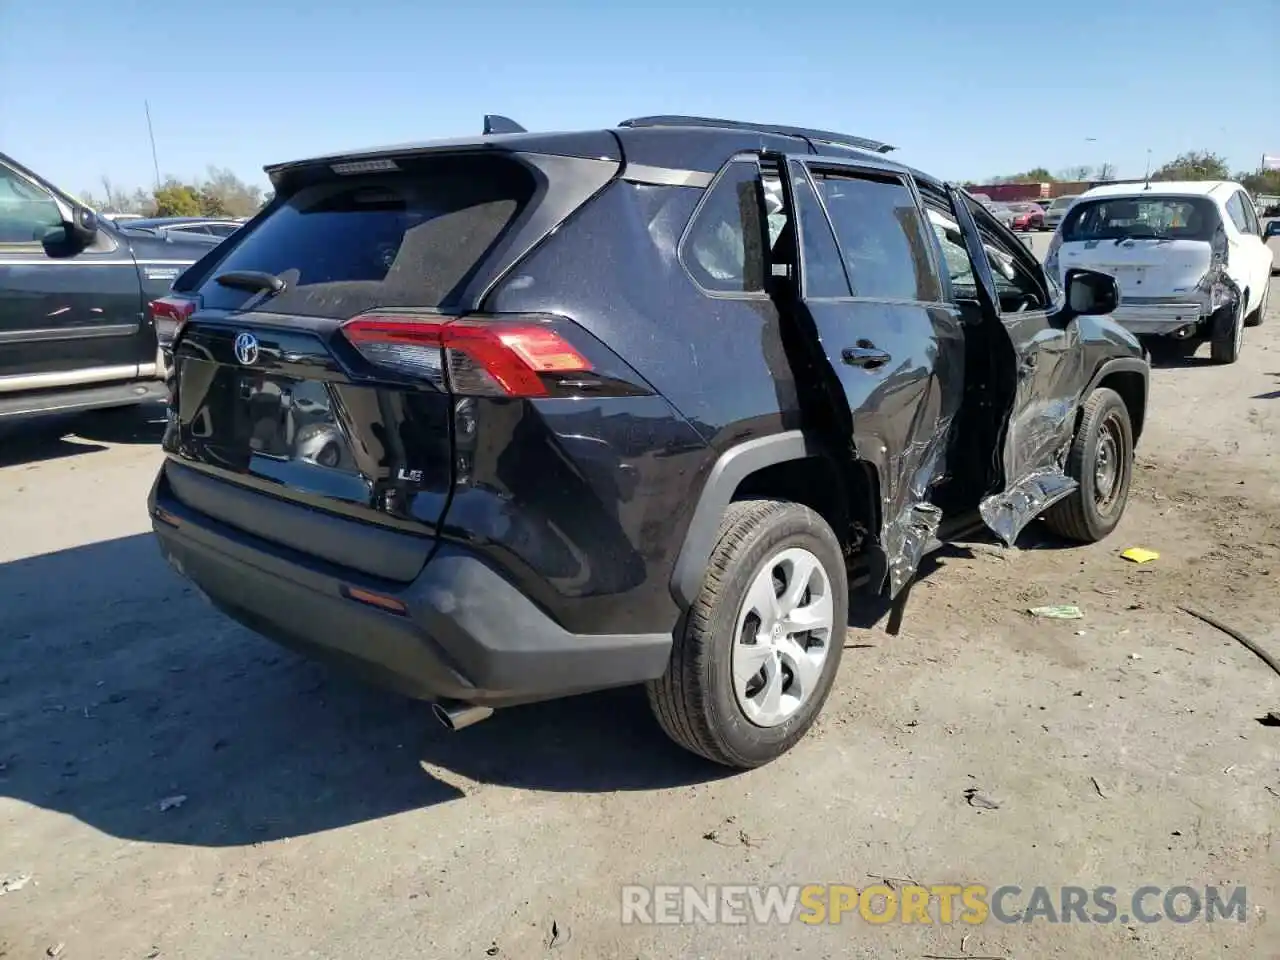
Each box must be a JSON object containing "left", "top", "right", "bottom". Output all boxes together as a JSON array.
[
  {"left": 1142, "top": 340, "right": 1219, "bottom": 370},
  {"left": 0, "top": 404, "right": 167, "bottom": 468},
  {"left": 844, "top": 526, "right": 1081, "bottom": 629},
  {"left": 0, "top": 534, "right": 730, "bottom": 849},
  {"left": 1251, "top": 372, "right": 1280, "bottom": 400}
]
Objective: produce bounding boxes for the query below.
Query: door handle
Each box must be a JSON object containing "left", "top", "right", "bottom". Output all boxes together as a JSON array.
[{"left": 842, "top": 343, "right": 891, "bottom": 369}]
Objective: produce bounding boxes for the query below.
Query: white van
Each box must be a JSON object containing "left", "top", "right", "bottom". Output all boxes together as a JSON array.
[{"left": 1045, "top": 181, "right": 1274, "bottom": 364}]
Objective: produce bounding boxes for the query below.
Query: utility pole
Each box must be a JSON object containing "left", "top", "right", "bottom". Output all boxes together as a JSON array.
[{"left": 145, "top": 100, "right": 161, "bottom": 190}]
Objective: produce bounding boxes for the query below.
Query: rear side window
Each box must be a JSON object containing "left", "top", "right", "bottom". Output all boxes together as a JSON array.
[
  {"left": 680, "top": 159, "right": 767, "bottom": 295},
  {"left": 196, "top": 154, "right": 536, "bottom": 317},
  {"left": 812, "top": 173, "right": 942, "bottom": 302},
  {"left": 1062, "top": 196, "right": 1219, "bottom": 243},
  {"left": 1228, "top": 191, "right": 1259, "bottom": 235},
  {"left": 789, "top": 169, "right": 850, "bottom": 299}
]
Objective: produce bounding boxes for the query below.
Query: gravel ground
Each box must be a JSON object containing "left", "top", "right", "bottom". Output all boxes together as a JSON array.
[{"left": 0, "top": 278, "right": 1277, "bottom": 959}]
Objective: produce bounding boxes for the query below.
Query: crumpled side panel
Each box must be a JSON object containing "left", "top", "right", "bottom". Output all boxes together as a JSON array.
[
  {"left": 980, "top": 468, "right": 1077, "bottom": 546},
  {"left": 880, "top": 412, "right": 952, "bottom": 596},
  {"left": 980, "top": 386, "right": 1078, "bottom": 545}
]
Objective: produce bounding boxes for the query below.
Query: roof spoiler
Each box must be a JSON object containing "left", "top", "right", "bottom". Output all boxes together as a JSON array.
[
  {"left": 483, "top": 114, "right": 527, "bottom": 135},
  {"left": 617, "top": 115, "right": 895, "bottom": 154}
]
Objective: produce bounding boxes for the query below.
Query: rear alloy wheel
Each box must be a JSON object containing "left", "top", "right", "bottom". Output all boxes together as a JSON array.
[
  {"left": 1042, "top": 387, "right": 1134, "bottom": 543},
  {"left": 647, "top": 500, "right": 847, "bottom": 768},
  {"left": 1245, "top": 284, "right": 1268, "bottom": 327},
  {"left": 1210, "top": 298, "right": 1245, "bottom": 364}
]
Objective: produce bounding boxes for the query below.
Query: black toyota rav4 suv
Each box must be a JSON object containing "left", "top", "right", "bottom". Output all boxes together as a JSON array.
[{"left": 150, "top": 115, "right": 1148, "bottom": 768}]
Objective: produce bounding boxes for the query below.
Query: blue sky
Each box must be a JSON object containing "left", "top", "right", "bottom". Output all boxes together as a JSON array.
[{"left": 2, "top": 0, "right": 1276, "bottom": 197}]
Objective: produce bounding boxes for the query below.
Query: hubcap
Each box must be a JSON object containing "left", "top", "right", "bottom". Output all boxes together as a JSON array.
[
  {"left": 1093, "top": 413, "right": 1125, "bottom": 512},
  {"left": 732, "top": 547, "right": 835, "bottom": 728}
]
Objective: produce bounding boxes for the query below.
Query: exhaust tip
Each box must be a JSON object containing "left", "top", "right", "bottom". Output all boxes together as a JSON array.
[{"left": 432, "top": 700, "right": 494, "bottom": 732}]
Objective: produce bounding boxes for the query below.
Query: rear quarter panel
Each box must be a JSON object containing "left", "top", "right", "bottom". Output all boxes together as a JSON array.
[{"left": 483, "top": 179, "right": 813, "bottom": 630}]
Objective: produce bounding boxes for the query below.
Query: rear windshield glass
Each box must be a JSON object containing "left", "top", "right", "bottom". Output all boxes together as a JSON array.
[
  {"left": 195, "top": 154, "right": 536, "bottom": 317},
  {"left": 1061, "top": 196, "right": 1219, "bottom": 243}
]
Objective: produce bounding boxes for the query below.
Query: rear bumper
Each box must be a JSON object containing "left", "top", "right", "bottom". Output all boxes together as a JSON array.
[
  {"left": 0, "top": 377, "right": 167, "bottom": 421},
  {"left": 149, "top": 465, "right": 673, "bottom": 708},
  {"left": 1109, "top": 301, "right": 1208, "bottom": 336}
]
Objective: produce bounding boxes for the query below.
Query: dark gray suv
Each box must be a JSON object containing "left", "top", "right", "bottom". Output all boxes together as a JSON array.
[{"left": 149, "top": 115, "right": 1148, "bottom": 768}]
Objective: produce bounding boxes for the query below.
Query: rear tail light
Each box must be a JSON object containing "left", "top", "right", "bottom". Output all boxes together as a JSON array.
[
  {"left": 341, "top": 313, "right": 593, "bottom": 397},
  {"left": 150, "top": 295, "right": 196, "bottom": 345},
  {"left": 1210, "top": 224, "right": 1229, "bottom": 268}
]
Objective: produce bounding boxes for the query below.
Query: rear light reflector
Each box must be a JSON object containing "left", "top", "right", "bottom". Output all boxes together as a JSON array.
[
  {"left": 342, "top": 585, "right": 408, "bottom": 615},
  {"left": 153, "top": 506, "right": 182, "bottom": 528},
  {"left": 150, "top": 296, "right": 196, "bottom": 345},
  {"left": 341, "top": 314, "right": 592, "bottom": 397}
]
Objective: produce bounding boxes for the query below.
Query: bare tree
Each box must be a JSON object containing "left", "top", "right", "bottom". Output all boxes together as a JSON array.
[{"left": 1056, "top": 164, "right": 1096, "bottom": 181}]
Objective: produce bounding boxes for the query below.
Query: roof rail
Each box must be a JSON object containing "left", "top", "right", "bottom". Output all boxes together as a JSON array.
[
  {"left": 617, "top": 115, "right": 895, "bottom": 154},
  {"left": 483, "top": 114, "right": 527, "bottom": 135}
]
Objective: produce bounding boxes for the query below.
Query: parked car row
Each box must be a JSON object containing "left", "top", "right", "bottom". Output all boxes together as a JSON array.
[{"left": 975, "top": 196, "right": 1074, "bottom": 233}]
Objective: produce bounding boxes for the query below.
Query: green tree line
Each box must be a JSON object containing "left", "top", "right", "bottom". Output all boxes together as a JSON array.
[
  {"left": 80, "top": 166, "right": 271, "bottom": 218},
  {"left": 978, "top": 151, "right": 1280, "bottom": 195}
]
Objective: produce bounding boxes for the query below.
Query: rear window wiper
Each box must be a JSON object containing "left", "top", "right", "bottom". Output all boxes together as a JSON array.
[
  {"left": 214, "top": 270, "right": 286, "bottom": 294},
  {"left": 1113, "top": 233, "right": 1170, "bottom": 245}
]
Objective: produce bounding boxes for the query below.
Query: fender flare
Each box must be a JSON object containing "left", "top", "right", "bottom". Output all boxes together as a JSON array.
[
  {"left": 669, "top": 430, "right": 886, "bottom": 609},
  {"left": 1082, "top": 356, "right": 1148, "bottom": 437},
  {"left": 670, "top": 431, "right": 812, "bottom": 609}
]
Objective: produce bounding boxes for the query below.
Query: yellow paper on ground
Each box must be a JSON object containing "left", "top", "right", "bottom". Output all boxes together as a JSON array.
[{"left": 1120, "top": 547, "right": 1159, "bottom": 564}]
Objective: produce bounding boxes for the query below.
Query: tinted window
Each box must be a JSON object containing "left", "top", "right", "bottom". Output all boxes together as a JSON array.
[
  {"left": 969, "top": 200, "right": 1048, "bottom": 311},
  {"left": 812, "top": 173, "right": 941, "bottom": 302},
  {"left": 0, "top": 165, "right": 61, "bottom": 245},
  {"left": 925, "top": 207, "right": 977, "bottom": 299},
  {"left": 1062, "top": 195, "right": 1219, "bottom": 243},
  {"left": 197, "top": 154, "right": 535, "bottom": 317},
  {"left": 789, "top": 170, "right": 850, "bottom": 298},
  {"left": 206, "top": 223, "right": 239, "bottom": 237},
  {"left": 681, "top": 160, "right": 766, "bottom": 294}
]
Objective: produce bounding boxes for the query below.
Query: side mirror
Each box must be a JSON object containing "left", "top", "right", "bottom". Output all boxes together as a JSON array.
[
  {"left": 1264, "top": 221, "right": 1280, "bottom": 238},
  {"left": 1064, "top": 268, "right": 1119, "bottom": 317},
  {"left": 67, "top": 204, "right": 99, "bottom": 244}
]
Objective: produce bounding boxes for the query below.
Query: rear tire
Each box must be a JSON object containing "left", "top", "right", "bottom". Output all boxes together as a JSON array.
[
  {"left": 1245, "top": 284, "right": 1268, "bottom": 327},
  {"left": 1210, "top": 299, "right": 1244, "bottom": 364},
  {"left": 647, "top": 500, "right": 847, "bottom": 769},
  {"left": 1042, "top": 387, "right": 1134, "bottom": 543}
]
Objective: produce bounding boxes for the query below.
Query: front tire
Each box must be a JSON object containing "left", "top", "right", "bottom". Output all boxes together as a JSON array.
[
  {"left": 1042, "top": 387, "right": 1134, "bottom": 543},
  {"left": 647, "top": 500, "right": 847, "bottom": 768}
]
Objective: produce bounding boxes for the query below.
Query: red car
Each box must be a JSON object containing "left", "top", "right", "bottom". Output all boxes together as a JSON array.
[{"left": 1008, "top": 201, "right": 1047, "bottom": 231}]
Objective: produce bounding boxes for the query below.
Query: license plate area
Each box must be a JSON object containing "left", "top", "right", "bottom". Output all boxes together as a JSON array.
[
  {"left": 237, "top": 371, "right": 358, "bottom": 474},
  {"left": 1103, "top": 264, "right": 1147, "bottom": 292}
]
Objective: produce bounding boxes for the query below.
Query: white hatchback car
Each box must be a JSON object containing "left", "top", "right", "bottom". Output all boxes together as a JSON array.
[{"left": 1046, "top": 181, "right": 1274, "bottom": 364}]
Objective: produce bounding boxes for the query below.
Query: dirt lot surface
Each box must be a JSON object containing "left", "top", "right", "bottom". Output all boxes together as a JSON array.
[{"left": 1, "top": 281, "right": 1278, "bottom": 959}]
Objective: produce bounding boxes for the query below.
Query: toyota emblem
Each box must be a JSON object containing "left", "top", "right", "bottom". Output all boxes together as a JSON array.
[{"left": 233, "top": 332, "right": 260, "bottom": 366}]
